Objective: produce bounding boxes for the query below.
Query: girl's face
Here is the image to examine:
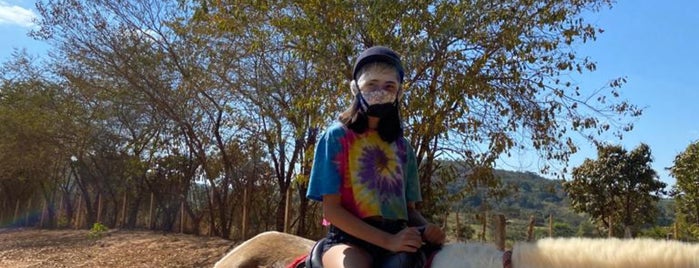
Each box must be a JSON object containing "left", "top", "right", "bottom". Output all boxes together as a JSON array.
[{"left": 356, "top": 66, "right": 400, "bottom": 96}]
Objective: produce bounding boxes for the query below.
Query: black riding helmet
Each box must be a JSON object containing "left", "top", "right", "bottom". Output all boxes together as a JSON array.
[{"left": 352, "top": 46, "right": 404, "bottom": 83}]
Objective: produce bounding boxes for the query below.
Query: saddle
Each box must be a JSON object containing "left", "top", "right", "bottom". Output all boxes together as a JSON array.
[
  {"left": 299, "top": 237, "right": 436, "bottom": 268},
  {"left": 291, "top": 237, "right": 510, "bottom": 268},
  {"left": 304, "top": 237, "right": 329, "bottom": 268}
]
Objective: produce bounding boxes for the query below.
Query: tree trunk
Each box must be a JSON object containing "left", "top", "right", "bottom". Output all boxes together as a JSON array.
[
  {"left": 276, "top": 184, "right": 289, "bottom": 231},
  {"left": 296, "top": 186, "right": 309, "bottom": 236}
]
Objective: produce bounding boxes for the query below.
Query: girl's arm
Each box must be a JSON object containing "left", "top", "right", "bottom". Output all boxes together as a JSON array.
[
  {"left": 407, "top": 202, "right": 428, "bottom": 226},
  {"left": 407, "top": 202, "right": 446, "bottom": 245},
  {"left": 323, "top": 194, "right": 422, "bottom": 252}
]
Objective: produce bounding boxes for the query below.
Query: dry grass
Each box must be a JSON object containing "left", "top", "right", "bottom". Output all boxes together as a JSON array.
[{"left": 0, "top": 228, "right": 235, "bottom": 268}]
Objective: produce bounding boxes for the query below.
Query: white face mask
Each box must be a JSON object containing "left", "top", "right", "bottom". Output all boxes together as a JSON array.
[
  {"left": 352, "top": 65, "right": 401, "bottom": 109},
  {"left": 361, "top": 89, "right": 396, "bottom": 106}
]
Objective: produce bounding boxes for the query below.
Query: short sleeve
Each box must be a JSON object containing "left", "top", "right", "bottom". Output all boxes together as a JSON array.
[
  {"left": 404, "top": 141, "right": 422, "bottom": 202},
  {"left": 306, "top": 125, "right": 345, "bottom": 201}
]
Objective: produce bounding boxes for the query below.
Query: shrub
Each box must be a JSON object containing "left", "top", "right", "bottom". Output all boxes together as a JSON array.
[{"left": 88, "top": 222, "right": 108, "bottom": 239}]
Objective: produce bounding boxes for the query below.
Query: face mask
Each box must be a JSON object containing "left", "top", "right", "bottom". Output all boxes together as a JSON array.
[
  {"left": 348, "top": 82, "right": 403, "bottom": 142},
  {"left": 361, "top": 89, "right": 396, "bottom": 106},
  {"left": 357, "top": 90, "right": 397, "bottom": 118}
]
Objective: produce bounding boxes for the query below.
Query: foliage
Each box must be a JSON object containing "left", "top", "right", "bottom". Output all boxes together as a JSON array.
[
  {"left": 673, "top": 212, "right": 699, "bottom": 242},
  {"left": 638, "top": 226, "right": 669, "bottom": 239},
  {"left": 576, "top": 219, "right": 598, "bottom": 237},
  {"left": 31, "top": 0, "right": 260, "bottom": 238},
  {"left": 452, "top": 222, "right": 476, "bottom": 241},
  {"left": 88, "top": 222, "right": 109, "bottom": 239},
  {"left": 552, "top": 222, "right": 576, "bottom": 237},
  {"left": 454, "top": 168, "right": 588, "bottom": 227},
  {"left": 564, "top": 143, "right": 667, "bottom": 237},
  {"left": 668, "top": 141, "right": 699, "bottom": 230},
  {"left": 0, "top": 0, "right": 644, "bottom": 238},
  {"left": 196, "top": 0, "right": 642, "bottom": 220}
]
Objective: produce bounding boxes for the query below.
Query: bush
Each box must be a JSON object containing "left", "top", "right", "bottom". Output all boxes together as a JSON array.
[
  {"left": 452, "top": 224, "right": 475, "bottom": 241},
  {"left": 638, "top": 226, "right": 669, "bottom": 239},
  {"left": 56, "top": 215, "right": 69, "bottom": 228},
  {"left": 88, "top": 222, "right": 109, "bottom": 239}
]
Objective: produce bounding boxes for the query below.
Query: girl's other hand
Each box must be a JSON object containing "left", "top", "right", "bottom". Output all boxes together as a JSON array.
[
  {"left": 385, "top": 227, "right": 422, "bottom": 253},
  {"left": 422, "top": 223, "right": 446, "bottom": 245}
]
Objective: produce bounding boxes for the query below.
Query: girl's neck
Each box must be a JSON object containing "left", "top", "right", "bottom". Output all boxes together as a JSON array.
[{"left": 368, "top": 116, "right": 380, "bottom": 130}]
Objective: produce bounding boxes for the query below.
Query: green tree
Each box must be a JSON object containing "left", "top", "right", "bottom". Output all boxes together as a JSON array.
[
  {"left": 0, "top": 52, "right": 78, "bottom": 228},
  {"left": 25, "top": 0, "right": 645, "bottom": 237},
  {"left": 33, "top": 0, "right": 255, "bottom": 238},
  {"left": 564, "top": 143, "right": 666, "bottom": 237},
  {"left": 669, "top": 141, "right": 699, "bottom": 240},
  {"left": 553, "top": 222, "right": 575, "bottom": 237},
  {"left": 198, "top": 0, "right": 642, "bottom": 221},
  {"left": 576, "top": 219, "right": 598, "bottom": 237}
]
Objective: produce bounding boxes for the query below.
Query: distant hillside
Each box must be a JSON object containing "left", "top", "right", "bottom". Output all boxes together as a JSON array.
[
  {"left": 447, "top": 168, "right": 674, "bottom": 228},
  {"left": 449, "top": 169, "right": 587, "bottom": 226}
]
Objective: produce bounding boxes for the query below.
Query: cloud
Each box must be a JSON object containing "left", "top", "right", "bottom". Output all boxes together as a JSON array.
[{"left": 0, "top": 1, "right": 37, "bottom": 28}]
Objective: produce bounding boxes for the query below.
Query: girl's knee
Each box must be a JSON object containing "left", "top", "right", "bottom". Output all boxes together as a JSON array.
[{"left": 322, "top": 244, "right": 372, "bottom": 268}]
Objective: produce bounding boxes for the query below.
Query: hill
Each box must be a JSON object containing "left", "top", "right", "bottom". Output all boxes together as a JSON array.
[{"left": 446, "top": 168, "right": 675, "bottom": 240}]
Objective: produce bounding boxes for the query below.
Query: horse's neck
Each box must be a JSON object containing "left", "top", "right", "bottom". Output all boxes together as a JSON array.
[{"left": 430, "top": 242, "right": 503, "bottom": 268}]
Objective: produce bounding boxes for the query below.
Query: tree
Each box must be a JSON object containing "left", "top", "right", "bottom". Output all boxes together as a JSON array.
[
  {"left": 0, "top": 52, "right": 78, "bottom": 228},
  {"left": 198, "top": 0, "right": 642, "bottom": 220},
  {"left": 33, "top": 0, "right": 255, "bottom": 238},
  {"left": 669, "top": 141, "right": 699, "bottom": 240},
  {"left": 23, "top": 0, "right": 645, "bottom": 237},
  {"left": 564, "top": 143, "right": 666, "bottom": 237}
]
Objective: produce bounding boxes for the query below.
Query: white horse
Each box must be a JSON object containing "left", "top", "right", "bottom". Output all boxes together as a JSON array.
[{"left": 215, "top": 231, "right": 699, "bottom": 268}]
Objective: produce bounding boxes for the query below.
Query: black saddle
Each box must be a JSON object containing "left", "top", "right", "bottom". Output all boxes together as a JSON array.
[
  {"left": 302, "top": 238, "right": 431, "bottom": 268},
  {"left": 304, "top": 237, "right": 329, "bottom": 268}
]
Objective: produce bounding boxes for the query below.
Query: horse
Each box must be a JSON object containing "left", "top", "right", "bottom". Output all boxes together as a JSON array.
[{"left": 215, "top": 231, "right": 699, "bottom": 268}]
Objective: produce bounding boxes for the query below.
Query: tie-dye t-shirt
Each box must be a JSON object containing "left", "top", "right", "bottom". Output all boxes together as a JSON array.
[{"left": 306, "top": 123, "right": 421, "bottom": 222}]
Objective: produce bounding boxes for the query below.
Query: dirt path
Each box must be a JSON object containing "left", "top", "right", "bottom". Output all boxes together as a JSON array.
[{"left": 0, "top": 228, "right": 236, "bottom": 268}]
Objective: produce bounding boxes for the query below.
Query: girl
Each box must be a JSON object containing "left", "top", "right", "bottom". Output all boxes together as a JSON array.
[{"left": 307, "top": 46, "right": 446, "bottom": 268}]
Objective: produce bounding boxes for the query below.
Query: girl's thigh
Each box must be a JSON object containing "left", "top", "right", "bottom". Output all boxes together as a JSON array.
[{"left": 322, "top": 243, "right": 372, "bottom": 268}]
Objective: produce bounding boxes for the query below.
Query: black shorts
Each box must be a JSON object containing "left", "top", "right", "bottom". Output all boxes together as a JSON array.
[{"left": 321, "top": 219, "right": 413, "bottom": 262}]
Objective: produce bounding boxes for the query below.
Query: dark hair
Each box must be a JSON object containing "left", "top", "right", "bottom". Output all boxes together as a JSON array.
[{"left": 338, "top": 93, "right": 369, "bottom": 132}]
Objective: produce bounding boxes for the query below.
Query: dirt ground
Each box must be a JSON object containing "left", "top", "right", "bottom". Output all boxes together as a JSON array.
[{"left": 0, "top": 228, "right": 237, "bottom": 268}]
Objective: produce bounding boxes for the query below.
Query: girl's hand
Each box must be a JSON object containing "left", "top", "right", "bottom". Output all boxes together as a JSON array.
[
  {"left": 385, "top": 227, "right": 423, "bottom": 253},
  {"left": 421, "top": 223, "right": 446, "bottom": 245}
]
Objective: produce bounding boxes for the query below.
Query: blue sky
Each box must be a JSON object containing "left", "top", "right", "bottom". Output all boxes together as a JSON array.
[
  {"left": 1, "top": 1, "right": 697, "bottom": 189},
  {"left": 498, "top": 2, "right": 699, "bottom": 189},
  {"left": 569, "top": 1, "right": 698, "bottom": 189}
]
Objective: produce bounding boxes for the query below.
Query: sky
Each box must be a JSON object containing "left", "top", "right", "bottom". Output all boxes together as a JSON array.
[{"left": 1, "top": 1, "right": 697, "bottom": 189}]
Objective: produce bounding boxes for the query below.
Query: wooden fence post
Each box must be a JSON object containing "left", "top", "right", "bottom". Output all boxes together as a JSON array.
[
  {"left": 481, "top": 211, "right": 488, "bottom": 241},
  {"left": 283, "top": 186, "right": 291, "bottom": 233},
  {"left": 180, "top": 201, "right": 185, "bottom": 234},
  {"left": 493, "top": 214, "right": 506, "bottom": 251},
  {"left": 25, "top": 198, "right": 32, "bottom": 226},
  {"left": 96, "top": 194, "right": 102, "bottom": 224},
  {"left": 674, "top": 222, "right": 678, "bottom": 240},
  {"left": 455, "top": 211, "right": 461, "bottom": 241},
  {"left": 40, "top": 199, "right": 47, "bottom": 227},
  {"left": 120, "top": 192, "right": 127, "bottom": 228},
  {"left": 149, "top": 192, "right": 154, "bottom": 230},
  {"left": 57, "top": 195, "right": 64, "bottom": 226},
  {"left": 527, "top": 215, "right": 535, "bottom": 242},
  {"left": 548, "top": 214, "right": 553, "bottom": 237},
  {"left": 443, "top": 212, "right": 448, "bottom": 230},
  {"left": 608, "top": 214, "right": 613, "bottom": 238},
  {"left": 241, "top": 187, "right": 248, "bottom": 240},
  {"left": 75, "top": 197, "right": 82, "bottom": 230},
  {"left": 1, "top": 199, "right": 6, "bottom": 224},
  {"left": 13, "top": 200, "right": 20, "bottom": 226}
]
